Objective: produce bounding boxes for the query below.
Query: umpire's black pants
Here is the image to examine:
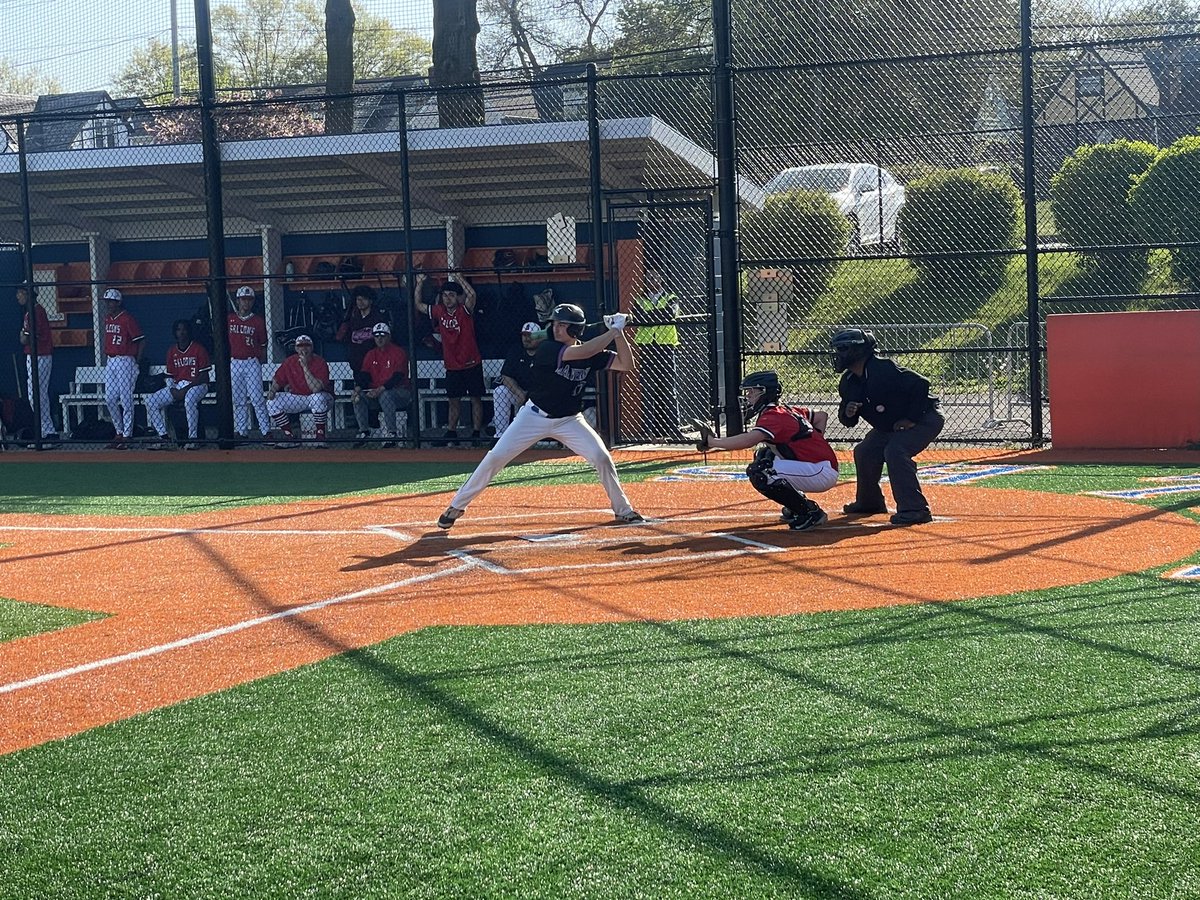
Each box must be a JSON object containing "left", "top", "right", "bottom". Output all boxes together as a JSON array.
[{"left": 851, "top": 408, "right": 945, "bottom": 516}]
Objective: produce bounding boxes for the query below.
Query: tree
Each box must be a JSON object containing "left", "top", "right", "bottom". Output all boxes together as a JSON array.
[
  {"left": 113, "top": 0, "right": 430, "bottom": 101},
  {"left": 478, "top": 0, "right": 618, "bottom": 76},
  {"left": 325, "top": 0, "right": 356, "bottom": 134},
  {"left": 430, "top": 0, "right": 485, "bottom": 127},
  {"left": 0, "top": 58, "right": 61, "bottom": 96}
]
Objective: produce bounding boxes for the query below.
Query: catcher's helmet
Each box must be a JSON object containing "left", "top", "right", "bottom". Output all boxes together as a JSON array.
[
  {"left": 740, "top": 370, "right": 781, "bottom": 417},
  {"left": 830, "top": 328, "right": 877, "bottom": 373}
]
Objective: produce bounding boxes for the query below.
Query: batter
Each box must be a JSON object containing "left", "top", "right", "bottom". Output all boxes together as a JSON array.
[{"left": 437, "top": 303, "right": 643, "bottom": 529}]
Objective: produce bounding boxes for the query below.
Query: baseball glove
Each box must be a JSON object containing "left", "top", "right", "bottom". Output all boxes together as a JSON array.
[{"left": 692, "top": 418, "right": 715, "bottom": 453}]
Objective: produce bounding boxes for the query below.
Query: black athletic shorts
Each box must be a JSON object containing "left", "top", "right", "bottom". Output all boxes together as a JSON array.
[{"left": 445, "top": 364, "right": 486, "bottom": 398}]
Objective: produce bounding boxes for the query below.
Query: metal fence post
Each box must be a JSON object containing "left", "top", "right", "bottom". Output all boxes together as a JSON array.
[
  {"left": 15, "top": 118, "right": 44, "bottom": 449},
  {"left": 713, "top": 0, "right": 744, "bottom": 434},
  {"left": 194, "top": 0, "right": 234, "bottom": 448},
  {"left": 1020, "top": 0, "right": 1044, "bottom": 445},
  {"left": 397, "top": 88, "right": 421, "bottom": 448}
]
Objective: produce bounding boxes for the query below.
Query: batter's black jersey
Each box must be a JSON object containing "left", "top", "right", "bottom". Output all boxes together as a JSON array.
[
  {"left": 499, "top": 344, "right": 537, "bottom": 391},
  {"left": 527, "top": 339, "right": 613, "bottom": 417}
]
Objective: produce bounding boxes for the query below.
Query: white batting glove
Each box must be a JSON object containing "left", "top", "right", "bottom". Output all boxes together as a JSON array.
[{"left": 604, "top": 313, "right": 629, "bottom": 331}]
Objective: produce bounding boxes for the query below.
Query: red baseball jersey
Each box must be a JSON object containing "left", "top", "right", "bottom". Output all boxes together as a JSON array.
[
  {"left": 22, "top": 304, "right": 53, "bottom": 356},
  {"left": 227, "top": 312, "right": 267, "bottom": 361},
  {"left": 103, "top": 310, "right": 144, "bottom": 358},
  {"left": 752, "top": 405, "right": 839, "bottom": 468},
  {"left": 273, "top": 353, "right": 331, "bottom": 396},
  {"left": 166, "top": 341, "right": 212, "bottom": 386},
  {"left": 430, "top": 303, "right": 481, "bottom": 371},
  {"left": 361, "top": 343, "right": 410, "bottom": 390}
]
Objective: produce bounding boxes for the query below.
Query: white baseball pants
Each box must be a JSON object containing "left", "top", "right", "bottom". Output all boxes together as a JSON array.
[
  {"left": 104, "top": 356, "right": 139, "bottom": 438},
  {"left": 490, "top": 383, "right": 522, "bottom": 436},
  {"left": 25, "top": 354, "right": 54, "bottom": 436},
  {"left": 146, "top": 384, "right": 209, "bottom": 439},
  {"left": 772, "top": 458, "right": 839, "bottom": 494},
  {"left": 450, "top": 401, "right": 634, "bottom": 517},
  {"left": 267, "top": 391, "right": 332, "bottom": 417},
  {"left": 231, "top": 358, "right": 269, "bottom": 436}
]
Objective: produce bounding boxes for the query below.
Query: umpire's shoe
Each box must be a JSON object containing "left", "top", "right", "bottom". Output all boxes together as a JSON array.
[{"left": 437, "top": 505, "right": 464, "bottom": 529}]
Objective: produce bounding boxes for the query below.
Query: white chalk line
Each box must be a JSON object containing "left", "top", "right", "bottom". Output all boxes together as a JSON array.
[{"left": 0, "top": 563, "right": 472, "bottom": 697}]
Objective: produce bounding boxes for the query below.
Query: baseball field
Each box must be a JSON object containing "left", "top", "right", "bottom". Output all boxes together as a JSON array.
[{"left": 2, "top": 446, "right": 1199, "bottom": 899}]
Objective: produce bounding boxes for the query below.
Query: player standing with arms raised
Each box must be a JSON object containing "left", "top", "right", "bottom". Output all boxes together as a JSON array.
[
  {"left": 437, "top": 304, "right": 643, "bottom": 529},
  {"left": 101, "top": 288, "right": 144, "bottom": 449},
  {"left": 227, "top": 286, "right": 270, "bottom": 441}
]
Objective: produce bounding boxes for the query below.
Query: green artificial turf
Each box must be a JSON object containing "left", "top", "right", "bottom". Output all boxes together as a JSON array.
[
  {"left": 0, "top": 598, "right": 102, "bottom": 642},
  {"left": 2, "top": 570, "right": 1199, "bottom": 899},
  {"left": 0, "top": 460, "right": 677, "bottom": 516},
  {"left": 1, "top": 461, "right": 1199, "bottom": 898}
]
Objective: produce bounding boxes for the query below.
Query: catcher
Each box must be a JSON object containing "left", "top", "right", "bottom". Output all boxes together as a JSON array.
[{"left": 695, "top": 371, "right": 839, "bottom": 531}]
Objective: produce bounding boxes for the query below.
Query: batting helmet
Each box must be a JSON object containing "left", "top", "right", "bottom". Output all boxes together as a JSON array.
[
  {"left": 550, "top": 303, "right": 587, "bottom": 337},
  {"left": 740, "top": 370, "right": 781, "bottom": 417},
  {"left": 830, "top": 328, "right": 876, "bottom": 373}
]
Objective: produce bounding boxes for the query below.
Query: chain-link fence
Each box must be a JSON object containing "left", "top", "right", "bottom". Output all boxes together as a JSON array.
[{"left": 2, "top": 1, "right": 1198, "bottom": 449}]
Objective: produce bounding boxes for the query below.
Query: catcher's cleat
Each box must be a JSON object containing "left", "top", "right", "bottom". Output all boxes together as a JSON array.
[
  {"left": 437, "top": 506, "right": 464, "bottom": 529},
  {"left": 789, "top": 507, "right": 828, "bottom": 531}
]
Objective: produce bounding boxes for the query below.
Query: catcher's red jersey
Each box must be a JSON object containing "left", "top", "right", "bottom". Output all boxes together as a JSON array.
[{"left": 752, "top": 405, "right": 838, "bottom": 468}]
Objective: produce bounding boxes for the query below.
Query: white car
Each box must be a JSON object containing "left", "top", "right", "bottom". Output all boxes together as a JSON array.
[{"left": 764, "top": 163, "right": 905, "bottom": 252}]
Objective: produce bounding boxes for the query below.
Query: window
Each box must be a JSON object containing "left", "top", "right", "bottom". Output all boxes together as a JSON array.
[{"left": 1077, "top": 72, "right": 1104, "bottom": 99}]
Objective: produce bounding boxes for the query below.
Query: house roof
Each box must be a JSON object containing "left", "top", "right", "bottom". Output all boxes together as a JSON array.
[{"left": 24, "top": 91, "right": 121, "bottom": 153}]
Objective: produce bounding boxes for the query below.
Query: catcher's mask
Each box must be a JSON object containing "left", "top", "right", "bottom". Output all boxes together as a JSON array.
[
  {"left": 550, "top": 303, "right": 587, "bottom": 338},
  {"left": 740, "top": 370, "right": 781, "bottom": 421},
  {"left": 830, "top": 328, "right": 877, "bottom": 373}
]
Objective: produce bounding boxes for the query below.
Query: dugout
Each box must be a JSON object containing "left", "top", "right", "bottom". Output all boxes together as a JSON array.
[{"left": 0, "top": 115, "right": 761, "bottom": 441}]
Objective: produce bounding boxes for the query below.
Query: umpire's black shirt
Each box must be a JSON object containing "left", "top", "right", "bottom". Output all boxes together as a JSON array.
[{"left": 837, "top": 355, "right": 938, "bottom": 432}]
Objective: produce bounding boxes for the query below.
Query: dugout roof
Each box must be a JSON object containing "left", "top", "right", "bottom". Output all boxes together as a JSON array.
[{"left": 0, "top": 117, "right": 764, "bottom": 245}]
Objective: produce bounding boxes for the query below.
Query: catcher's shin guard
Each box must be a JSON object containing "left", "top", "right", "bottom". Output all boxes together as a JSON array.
[{"left": 746, "top": 454, "right": 814, "bottom": 516}]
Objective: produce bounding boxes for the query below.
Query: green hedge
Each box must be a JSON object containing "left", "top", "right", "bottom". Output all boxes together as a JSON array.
[
  {"left": 897, "top": 168, "right": 1023, "bottom": 285},
  {"left": 1050, "top": 139, "right": 1157, "bottom": 289},
  {"left": 1130, "top": 135, "right": 1200, "bottom": 291},
  {"left": 740, "top": 189, "right": 849, "bottom": 328}
]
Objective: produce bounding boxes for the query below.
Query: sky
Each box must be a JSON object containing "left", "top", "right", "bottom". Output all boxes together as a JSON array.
[{"left": 0, "top": 0, "right": 435, "bottom": 94}]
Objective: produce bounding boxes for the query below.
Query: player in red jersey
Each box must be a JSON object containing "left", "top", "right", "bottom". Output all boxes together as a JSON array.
[
  {"left": 227, "top": 286, "right": 270, "bottom": 440},
  {"left": 17, "top": 285, "right": 57, "bottom": 441},
  {"left": 101, "top": 288, "right": 144, "bottom": 448},
  {"left": 266, "top": 334, "right": 332, "bottom": 448},
  {"left": 414, "top": 273, "right": 484, "bottom": 445},
  {"left": 145, "top": 319, "right": 213, "bottom": 449},
  {"left": 696, "top": 371, "right": 839, "bottom": 531},
  {"left": 351, "top": 322, "right": 411, "bottom": 447}
]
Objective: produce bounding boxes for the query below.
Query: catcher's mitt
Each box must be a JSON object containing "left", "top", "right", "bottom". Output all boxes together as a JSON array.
[{"left": 692, "top": 418, "right": 715, "bottom": 453}]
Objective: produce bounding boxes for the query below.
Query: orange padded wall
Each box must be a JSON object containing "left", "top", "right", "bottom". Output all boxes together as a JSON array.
[{"left": 1047, "top": 310, "right": 1200, "bottom": 448}]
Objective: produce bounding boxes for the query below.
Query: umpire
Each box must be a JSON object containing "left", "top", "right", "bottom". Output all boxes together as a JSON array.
[{"left": 832, "top": 328, "right": 944, "bottom": 525}]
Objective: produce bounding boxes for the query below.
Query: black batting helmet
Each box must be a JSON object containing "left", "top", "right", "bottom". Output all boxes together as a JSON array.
[
  {"left": 550, "top": 303, "right": 587, "bottom": 337},
  {"left": 830, "top": 328, "right": 877, "bottom": 373}
]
